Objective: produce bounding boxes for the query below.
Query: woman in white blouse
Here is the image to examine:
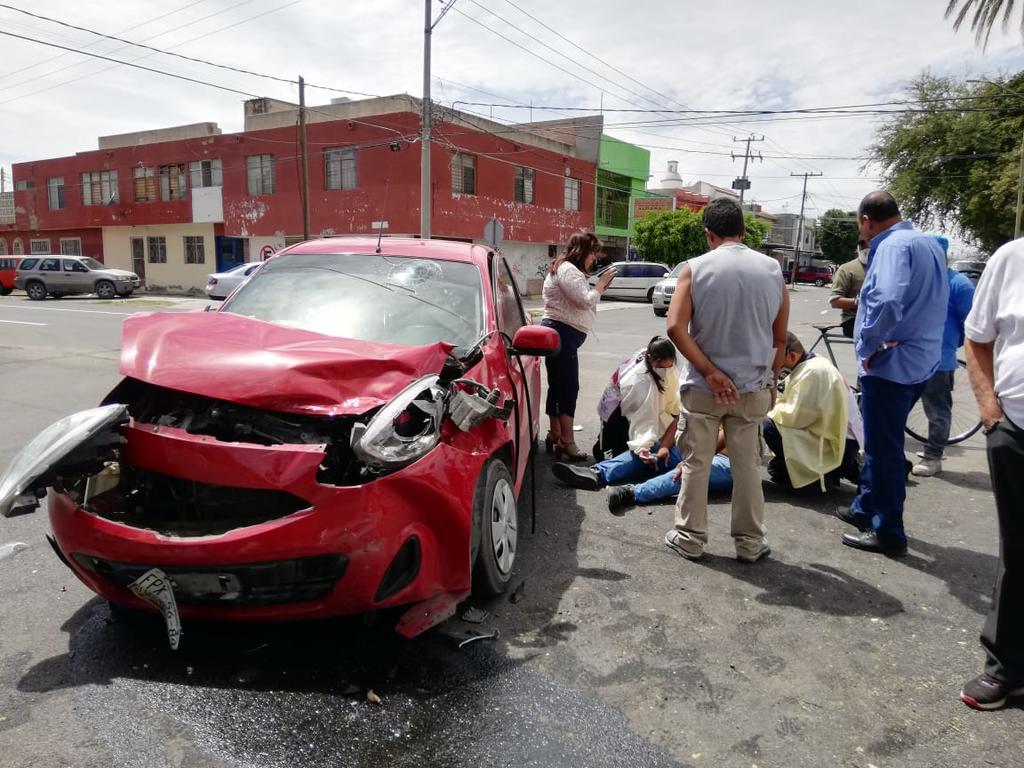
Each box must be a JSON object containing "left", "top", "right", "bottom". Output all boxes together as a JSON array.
[{"left": 541, "top": 231, "right": 616, "bottom": 460}]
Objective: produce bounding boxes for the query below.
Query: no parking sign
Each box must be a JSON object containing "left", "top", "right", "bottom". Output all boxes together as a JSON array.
[{"left": 259, "top": 244, "right": 276, "bottom": 261}]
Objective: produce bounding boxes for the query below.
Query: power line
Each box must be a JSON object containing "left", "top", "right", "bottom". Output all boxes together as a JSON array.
[
  {"left": 0, "top": 29, "right": 260, "bottom": 98},
  {"left": 0, "top": 0, "right": 209, "bottom": 81},
  {"left": 0, "top": 2, "right": 381, "bottom": 99}
]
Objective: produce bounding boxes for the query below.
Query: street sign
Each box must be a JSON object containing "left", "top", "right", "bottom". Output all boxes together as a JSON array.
[
  {"left": 371, "top": 220, "right": 389, "bottom": 230},
  {"left": 731, "top": 178, "right": 751, "bottom": 191},
  {"left": 259, "top": 244, "right": 276, "bottom": 261},
  {"left": 483, "top": 217, "right": 504, "bottom": 247}
]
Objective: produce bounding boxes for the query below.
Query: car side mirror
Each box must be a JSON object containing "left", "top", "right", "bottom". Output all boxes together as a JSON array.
[{"left": 510, "top": 325, "right": 560, "bottom": 357}]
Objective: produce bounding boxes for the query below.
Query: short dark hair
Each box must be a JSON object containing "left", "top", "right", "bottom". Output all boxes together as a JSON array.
[
  {"left": 858, "top": 191, "right": 900, "bottom": 222},
  {"left": 784, "top": 331, "right": 805, "bottom": 356},
  {"left": 702, "top": 197, "right": 745, "bottom": 238}
]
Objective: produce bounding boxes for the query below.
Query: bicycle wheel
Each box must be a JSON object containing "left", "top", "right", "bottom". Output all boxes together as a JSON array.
[{"left": 904, "top": 360, "right": 983, "bottom": 446}]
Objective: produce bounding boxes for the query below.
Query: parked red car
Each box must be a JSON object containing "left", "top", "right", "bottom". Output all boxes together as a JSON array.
[
  {"left": 0, "top": 256, "right": 20, "bottom": 295},
  {"left": 783, "top": 264, "right": 833, "bottom": 287},
  {"left": 0, "top": 238, "right": 558, "bottom": 642}
]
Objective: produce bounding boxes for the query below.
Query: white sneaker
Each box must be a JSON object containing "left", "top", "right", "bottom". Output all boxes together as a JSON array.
[
  {"left": 912, "top": 458, "right": 942, "bottom": 477},
  {"left": 915, "top": 449, "right": 926, "bottom": 459}
]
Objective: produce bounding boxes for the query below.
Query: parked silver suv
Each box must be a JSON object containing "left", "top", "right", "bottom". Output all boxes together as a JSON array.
[{"left": 15, "top": 256, "right": 140, "bottom": 300}]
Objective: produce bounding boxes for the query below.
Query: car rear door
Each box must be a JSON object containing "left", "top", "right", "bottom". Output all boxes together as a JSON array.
[{"left": 37, "top": 257, "right": 64, "bottom": 292}]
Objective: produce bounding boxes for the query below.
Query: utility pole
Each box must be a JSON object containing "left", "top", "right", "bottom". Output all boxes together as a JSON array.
[
  {"left": 790, "top": 171, "right": 822, "bottom": 285},
  {"left": 731, "top": 135, "right": 764, "bottom": 208},
  {"left": 420, "top": 0, "right": 432, "bottom": 240},
  {"left": 0, "top": 168, "right": 5, "bottom": 193},
  {"left": 298, "top": 75, "right": 310, "bottom": 241}
]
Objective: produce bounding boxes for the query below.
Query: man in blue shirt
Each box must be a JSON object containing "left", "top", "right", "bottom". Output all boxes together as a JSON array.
[
  {"left": 837, "top": 192, "right": 949, "bottom": 555},
  {"left": 912, "top": 235, "right": 975, "bottom": 477}
]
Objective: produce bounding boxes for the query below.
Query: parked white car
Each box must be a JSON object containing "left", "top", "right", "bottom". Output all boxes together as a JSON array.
[
  {"left": 204, "top": 261, "right": 263, "bottom": 299},
  {"left": 650, "top": 262, "right": 685, "bottom": 317},
  {"left": 588, "top": 261, "right": 670, "bottom": 303}
]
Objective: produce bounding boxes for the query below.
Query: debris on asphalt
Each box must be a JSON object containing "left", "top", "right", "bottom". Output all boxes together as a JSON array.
[
  {"left": 458, "top": 629, "right": 500, "bottom": 648},
  {"left": 0, "top": 542, "right": 28, "bottom": 562},
  {"left": 366, "top": 690, "right": 382, "bottom": 706},
  {"left": 509, "top": 580, "right": 525, "bottom": 604},
  {"left": 461, "top": 606, "right": 490, "bottom": 624}
]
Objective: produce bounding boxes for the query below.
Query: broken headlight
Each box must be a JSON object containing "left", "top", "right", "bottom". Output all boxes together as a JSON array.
[{"left": 352, "top": 376, "right": 448, "bottom": 471}]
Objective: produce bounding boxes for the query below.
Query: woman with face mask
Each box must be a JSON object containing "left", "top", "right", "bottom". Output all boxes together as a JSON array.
[
  {"left": 552, "top": 336, "right": 682, "bottom": 491},
  {"left": 829, "top": 239, "right": 869, "bottom": 338}
]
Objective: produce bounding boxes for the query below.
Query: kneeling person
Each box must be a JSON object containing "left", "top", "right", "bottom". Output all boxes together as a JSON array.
[
  {"left": 762, "top": 332, "right": 861, "bottom": 491},
  {"left": 553, "top": 337, "right": 680, "bottom": 490}
]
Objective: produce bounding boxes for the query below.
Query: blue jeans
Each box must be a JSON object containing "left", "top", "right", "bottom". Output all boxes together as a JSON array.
[
  {"left": 542, "top": 318, "right": 587, "bottom": 418},
  {"left": 920, "top": 369, "right": 955, "bottom": 459},
  {"left": 594, "top": 444, "right": 682, "bottom": 486},
  {"left": 634, "top": 454, "right": 733, "bottom": 504},
  {"left": 850, "top": 375, "right": 926, "bottom": 544}
]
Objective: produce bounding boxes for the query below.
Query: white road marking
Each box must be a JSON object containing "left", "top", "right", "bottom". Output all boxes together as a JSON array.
[
  {"left": 0, "top": 304, "right": 127, "bottom": 316},
  {"left": 0, "top": 319, "right": 46, "bottom": 326}
]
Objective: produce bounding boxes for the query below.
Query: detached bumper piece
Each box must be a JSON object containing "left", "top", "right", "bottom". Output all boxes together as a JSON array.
[{"left": 71, "top": 552, "right": 347, "bottom": 605}]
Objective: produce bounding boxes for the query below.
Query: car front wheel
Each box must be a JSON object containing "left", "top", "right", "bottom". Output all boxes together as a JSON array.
[
  {"left": 814, "top": 278, "right": 825, "bottom": 287},
  {"left": 0, "top": 285, "right": 11, "bottom": 296},
  {"left": 472, "top": 459, "right": 518, "bottom": 596},
  {"left": 26, "top": 281, "right": 47, "bottom": 301},
  {"left": 95, "top": 280, "right": 116, "bottom": 299}
]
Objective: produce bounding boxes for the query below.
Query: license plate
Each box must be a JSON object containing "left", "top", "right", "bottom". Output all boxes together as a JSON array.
[{"left": 128, "top": 567, "right": 182, "bottom": 650}]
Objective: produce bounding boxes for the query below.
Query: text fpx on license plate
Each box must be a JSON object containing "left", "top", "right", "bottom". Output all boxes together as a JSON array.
[{"left": 127, "top": 568, "right": 182, "bottom": 650}]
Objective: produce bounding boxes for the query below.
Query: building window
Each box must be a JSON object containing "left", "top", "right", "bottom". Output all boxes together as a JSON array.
[
  {"left": 159, "top": 164, "right": 186, "bottom": 201},
  {"left": 451, "top": 153, "right": 476, "bottom": 195},
  {"left": 564, "top": 177, "right": 581, "bottom": 211},
  {"left": 12, "top": 238, "right": 23, "bottom": 255},
  {"left": 47, "top": 177, "right": 65, "bottom": 210},
  {"left": 324, "top": 148, "right": 357, "bottom": 190},
  {"left": 189, "top": 159, "right": 222, "bottom": 188},
  {"left": 81, "top": 170, "right": 119, "bottom": 206},
  {"left": 246, "top": 155, "right": 275, "bottom": 195},
  {"left": 133, "top": 167, "right": 156, "bottom": 203},
  {"left": 30, "top": 239, "right": 51, "bottom": 254},
  {"left": 514, "top": 166, "right": 534, "bottom": 204},
  {"left": 0, "top": 239, "right": 7, "bottom": 256},
  {"left": 184, "top": 235, "right": 205, "bottom": 264},
  {"left": 14, "top": 180, "right": 34, "bottom": 191},
  {"left": 59, "top": 237, "right": 82, "bottom": 256},
  {"left": 146, "top": 236, "right": 167, "bottom": 264}
]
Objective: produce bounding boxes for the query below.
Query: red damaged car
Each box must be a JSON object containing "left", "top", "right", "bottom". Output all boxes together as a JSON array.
[{"left": 0, "top": 237, "right": 558, "bottom": 644}]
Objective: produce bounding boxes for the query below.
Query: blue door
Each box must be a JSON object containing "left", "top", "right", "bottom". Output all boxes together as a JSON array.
[{"left": 215, "top": 236, "right": 246, "bottom": 272}]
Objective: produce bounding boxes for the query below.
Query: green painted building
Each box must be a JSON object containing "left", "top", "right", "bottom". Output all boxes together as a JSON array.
[{"left": 594, "top": 135, "right": 650, "bottom": 260}]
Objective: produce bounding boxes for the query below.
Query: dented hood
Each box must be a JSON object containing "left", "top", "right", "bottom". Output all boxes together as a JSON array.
[{"left": 120, "top": 312, "right": 454, "bottom": 416}]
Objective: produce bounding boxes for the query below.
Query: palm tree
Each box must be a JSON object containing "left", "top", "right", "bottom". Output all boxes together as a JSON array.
[{"left": 946, "top": 0, "right": 1022, "bottom": 47}]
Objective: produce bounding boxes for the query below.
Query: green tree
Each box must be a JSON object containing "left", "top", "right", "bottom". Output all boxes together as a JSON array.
[
  {"left": 869, "top": 71, "right": 1024, "bottom": 253},
  {"left": 634, "top": 208, "right": 769, "bottom": 265},
  {"left": 945, "top": 0, "right": 1022, "bottom": 48},
  {"left": 816, "top": 209, "right": 859, "bottom": 265}
]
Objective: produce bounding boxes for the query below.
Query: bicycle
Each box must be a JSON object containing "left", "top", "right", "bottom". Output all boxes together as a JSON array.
[{"left": 807, "top": 323, "right": 982, "bottom": 446}]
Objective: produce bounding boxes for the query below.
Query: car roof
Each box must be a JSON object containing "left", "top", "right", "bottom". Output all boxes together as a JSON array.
[{"left": 279, "top": 236, "right": 493, "bottom": 268}]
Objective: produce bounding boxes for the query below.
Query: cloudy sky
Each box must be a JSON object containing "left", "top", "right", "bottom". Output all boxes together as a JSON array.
[{"left": 2, "top": 0, "right": 1022, "bottom": 223}]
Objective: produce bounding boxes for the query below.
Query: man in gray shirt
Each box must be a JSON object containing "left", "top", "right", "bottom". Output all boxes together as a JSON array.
[{"left": 665, "top": 198, "right": 789, "bottom": 562}]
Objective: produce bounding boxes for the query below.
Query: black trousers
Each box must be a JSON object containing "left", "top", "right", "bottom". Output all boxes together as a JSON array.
[
  {"left": 981, "top": 418, "right": 1024, "bottom": 685},
  {"left": 762, "top": 418, "right": 860, "bottom": 490},
  {"left": 841, "top": 317, "right": 855, "bottom": 338}
]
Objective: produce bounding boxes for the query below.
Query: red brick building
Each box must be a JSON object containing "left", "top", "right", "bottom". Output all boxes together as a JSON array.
[{"left": 0, "top": 96, "right": 601, "bottom": 293}]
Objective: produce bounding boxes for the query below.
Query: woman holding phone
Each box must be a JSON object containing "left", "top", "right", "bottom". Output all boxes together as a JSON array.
[{"left": 541, "top": 231, "right": 616, "bottom": 460}]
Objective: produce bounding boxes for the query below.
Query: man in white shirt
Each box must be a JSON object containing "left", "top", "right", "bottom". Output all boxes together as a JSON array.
[{"left": 959, "top": 237, "right": 1024, "bottom": 711}]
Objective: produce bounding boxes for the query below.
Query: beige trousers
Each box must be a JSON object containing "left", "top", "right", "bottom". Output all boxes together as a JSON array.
[{"left": 674, "top": 388, "right": 771, "bottom": 557}]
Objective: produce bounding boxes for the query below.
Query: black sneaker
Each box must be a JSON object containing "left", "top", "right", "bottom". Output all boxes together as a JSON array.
[
  {"left": 607, "top": 485, "right": 635, "bottom": 515},
  {"left": 960, "top": 674, "right": 1024, "bottom": 711},
  {"left": 552, "top": 462, "right": 602, "bottom": 491}
]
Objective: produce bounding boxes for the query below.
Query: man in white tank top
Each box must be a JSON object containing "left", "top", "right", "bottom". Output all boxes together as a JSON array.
[{"left": 664, "top": 197, "right": 789, "bottom": 563}]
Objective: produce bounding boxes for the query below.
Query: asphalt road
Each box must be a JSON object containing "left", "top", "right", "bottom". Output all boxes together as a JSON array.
[{"left": 0, "top": 287, "right": 1020, "bottom": 768}]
